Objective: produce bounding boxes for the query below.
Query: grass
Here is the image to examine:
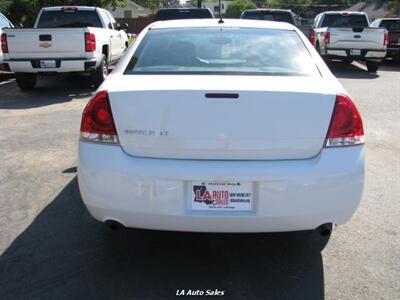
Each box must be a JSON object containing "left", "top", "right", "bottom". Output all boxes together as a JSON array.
[{"left": 128, "top": 36, "right": 135, "bottom": 46}]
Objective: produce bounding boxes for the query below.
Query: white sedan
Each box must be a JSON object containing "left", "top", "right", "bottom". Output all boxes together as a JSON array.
[{"left": 78, "top": 19, "right": 364, "bottom": 243}]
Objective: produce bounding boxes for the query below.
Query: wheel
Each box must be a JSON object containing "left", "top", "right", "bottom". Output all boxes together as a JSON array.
[
  {"left": 366, "top": 61, "right": 380, "bottom": 73},
  {"left": 316, "top": 43, "right": 321, "bottom": 55},
  {"left": 15, "top": 73, "right": 37, "bottom": 90},
  {"left": 316, "top": 43, "right": 330, "bottom": 63},
  {"left": 91, "top": 54, "right": 108, "bottom": 88}
]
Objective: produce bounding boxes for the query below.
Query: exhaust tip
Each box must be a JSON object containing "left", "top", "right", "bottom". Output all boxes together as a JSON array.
[
  {"left": 105, "top": 220, "right": 125, "bottom": 231},
  {"left": 317, "top": 223, "right": 333, "bottom": 237}
]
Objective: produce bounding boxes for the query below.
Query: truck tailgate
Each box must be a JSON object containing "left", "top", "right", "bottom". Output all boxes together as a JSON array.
[
  {"left": 328, "top": 27, "right": 385, "bottom": 49},
  {"left": 4, "top": 28, "right": 86, "bottom": 59}
]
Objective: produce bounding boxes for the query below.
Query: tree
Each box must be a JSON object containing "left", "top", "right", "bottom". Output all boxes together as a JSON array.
[
  {"left": 386, "top": 0, "right": 400, "bottom": 16},
  {"left": 225, "top": 0, "right": 257, "bottom": 18},
  {"left": 3, "top": 0, "right": 128, "bottom": 26},
  {"left": 265, "top": 0, "right": 359, "bottom": 18}
]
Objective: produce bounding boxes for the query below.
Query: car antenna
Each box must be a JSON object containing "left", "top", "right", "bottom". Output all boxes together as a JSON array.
[{"left": 218, "top": 0, "right": 224, "bottom": 24}]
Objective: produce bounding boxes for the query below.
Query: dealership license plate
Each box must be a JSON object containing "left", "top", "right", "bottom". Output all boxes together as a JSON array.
[
  {"left": 350, "top": 49, "right": 361, "bottom": 56},
  {"left": 191, "top": 181, "right": 253, "bottom": 211},
  {"left": 40, "top": 60, "right": 56, "bottom": 68}
]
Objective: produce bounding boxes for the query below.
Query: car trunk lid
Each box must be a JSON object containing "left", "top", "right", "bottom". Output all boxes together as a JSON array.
[{"left": 107, "top": 75, "right": 339, "bottom": 160}]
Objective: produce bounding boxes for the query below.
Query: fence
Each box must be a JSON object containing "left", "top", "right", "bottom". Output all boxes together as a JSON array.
[{"left": 116, "top": 16, "right": 154, "bottom": 34}]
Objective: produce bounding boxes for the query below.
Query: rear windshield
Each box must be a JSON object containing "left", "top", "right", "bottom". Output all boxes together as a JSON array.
[
  {"left": 380, "top": 20, "right": 400, "bottom": 31},
  {"left": 242, "top": 11, "right": 294, "bottom": 25},
  {"left": 321, "top": 14, "right": 369, "bottom": 28},
  {"left": 125, "top": 28, "right": 320, "bottom": 77},
  {"left": 37, "top": 10, "right": 103, "bottom": 28},
  {"left": 0, "top": 14, "right": 12, "bottom": 29},
  {"left": 154, "top": 9, "right": 213, "bottom": 21}
]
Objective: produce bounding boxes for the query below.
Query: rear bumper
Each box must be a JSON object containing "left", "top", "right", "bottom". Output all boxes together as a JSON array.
[
  {"left": 4, "top": 57, "right": 99, "bottom": 73},
  {"left": 78, "top": 142, "right": 365, "bottom": 233},
  {"left": 325, "top": 48, "right": 386, "bottom": 60}
]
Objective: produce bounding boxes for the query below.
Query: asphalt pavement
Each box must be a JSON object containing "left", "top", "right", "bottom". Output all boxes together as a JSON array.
[{"left": 0, "top": 61, "right": 399, "bottom": 300}]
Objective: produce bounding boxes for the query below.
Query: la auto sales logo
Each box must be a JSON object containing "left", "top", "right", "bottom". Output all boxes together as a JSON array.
[{"left": 193, "top": 184, "right": 229, "bottom": 205}]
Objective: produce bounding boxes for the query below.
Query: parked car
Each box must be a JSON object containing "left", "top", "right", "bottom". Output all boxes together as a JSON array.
[
  {"left": 241, "top": 9, "right": 297, "bottom": 26},
  {"left": 310, "top": 11, "right": 388, "bottom": 72},
  {"left": 154, "top": 8, "right": 214, "bottom": 21},
  {"left": 78, "top": 19, "right": 365, "bottom": 248},
  {"left": 371, "top": 18, "right": 400, "bottom": 61},
  {"left": 0, "top": 12, "right": 14, "bottom": 69},
  {"left": 1, "top": 6, "right": 129, "bottom": 90}
]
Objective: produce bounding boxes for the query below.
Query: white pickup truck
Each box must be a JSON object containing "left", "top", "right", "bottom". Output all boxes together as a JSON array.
[
  {"left": 0, "top": 12, "right": 14, "bottom": 68},
  {"left": 310, "top": 11, "right": 388, "bottom": 73},
  {"left": 1, "top": 6, "right": 129, "bottom": 89}
]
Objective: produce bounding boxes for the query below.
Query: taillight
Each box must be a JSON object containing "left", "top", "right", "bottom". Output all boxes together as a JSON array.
[
  {"left": 309, "top": 28, "right": 315, "bottom": 45},
  {"left": 85, "top": 32, "right": 96, "bottom": 52},
  {"left": 323, "top": 31, "right": 330, "bottom": 44},
  {"left": 1, "top": 33, "right": 8, "bottom": 53},
  {"left": 80, "top": 91, "right": 118, "bottom": 144},
  {"left": 384, "top": 31, "right": 389, "bottom": 46},
  {"left": 325, "top": 94, "right": 364, "bottom": 147}
]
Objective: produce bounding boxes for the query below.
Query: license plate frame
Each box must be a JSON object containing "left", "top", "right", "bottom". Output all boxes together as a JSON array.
[
  {"left": 191, "top": 181, "right": 253, "bottom": 211},
  {"left": 350, "top": 49, "right": 361, "bottom": 56},
  {"left": 40, "top": 60, "right": 56, "bottom": 68}
]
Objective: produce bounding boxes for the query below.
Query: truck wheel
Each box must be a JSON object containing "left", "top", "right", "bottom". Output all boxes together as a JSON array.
[
  {"left": 366, "top": 61, "right": 379, "bottom": 73},
  {"left": 91, "top": 55, "right": 108, "bottom": 88},
  {"left": 316, "top": 43, "right": 321, "bottom": 55},
  {"left": 15, "top": 73, "right": 37, "bottom": 90}
]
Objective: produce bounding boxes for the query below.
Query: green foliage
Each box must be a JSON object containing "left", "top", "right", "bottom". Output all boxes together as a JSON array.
[
  {"left": 2, "top": 0, "right": 128, "bottom": 26},
  {"left": 386, "top": 0, "right": 400, "bottom": 16},
  {"left": 267, "top": 0, "right": 358, "bottom": 6},
  {"left": 265, "top": 0, "right": 359, "bottom": 18},
  {"left": 225, "top": 0, "right": 257, "bottom": 18}
]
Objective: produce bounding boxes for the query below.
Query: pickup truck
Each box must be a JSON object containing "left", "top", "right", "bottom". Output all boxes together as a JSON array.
[
  {"left": 241, "top": 9, "right": 297, "bottom": 26},
  {"left": 154, "top": 8, "right": 214, "bottom": 21},
  {"left": 371, "top": 18, "right": 400, "bottom": 61},
  {"left": 0, "top": 12, "right": 14, "bottom": 69},
  {"left": 310, "top": 11, "right": 388, "bottom": 73},
  {"left": 1, "top": 6, "right": 129, "bottom": 90}
]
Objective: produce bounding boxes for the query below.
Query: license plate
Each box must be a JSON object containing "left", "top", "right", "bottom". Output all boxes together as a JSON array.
[
  {"left": 40, "top": 60, "right": 56, "bottom": 68},
  {"left": 350, "top": 49, "right": 361, "bottom": 56},
  {"left": 191, "top": 181, "right": 253, "bottom": 211}
]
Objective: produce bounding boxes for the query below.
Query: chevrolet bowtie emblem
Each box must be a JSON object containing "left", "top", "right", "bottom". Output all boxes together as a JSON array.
[{"left": 39, "top": 42, "right": 52, "bottom": 48}]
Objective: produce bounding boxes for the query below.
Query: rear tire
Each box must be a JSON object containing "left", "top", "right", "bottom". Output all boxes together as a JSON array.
[
  {"left": 316, "top": 43, "right": 322, "bottom": 55},
  {"left": 91, "top": 54, "right": 108, "bottom": 88},
  {"left": 316, "top": 43, "right": 329, "bottom": 63},
  {"left": 366, "top": 61, "right": 380, "bottom": 73},
  {"left": 15, "top": 73, "right": 37, "bottom": 90}
]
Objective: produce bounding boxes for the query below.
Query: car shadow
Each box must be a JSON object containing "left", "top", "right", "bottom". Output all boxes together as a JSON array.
[
  {"left": 0, "top": 74, "right": 94, "bottom": 110},
  {"left": 380, "top": 59, "right": 400, "bottom": 72},
  {"left": 328, "top": 61, "right": 380, "bottom": 79},
  {"left": 0, "top": 178, "right": 325, "bottom": 300}
]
